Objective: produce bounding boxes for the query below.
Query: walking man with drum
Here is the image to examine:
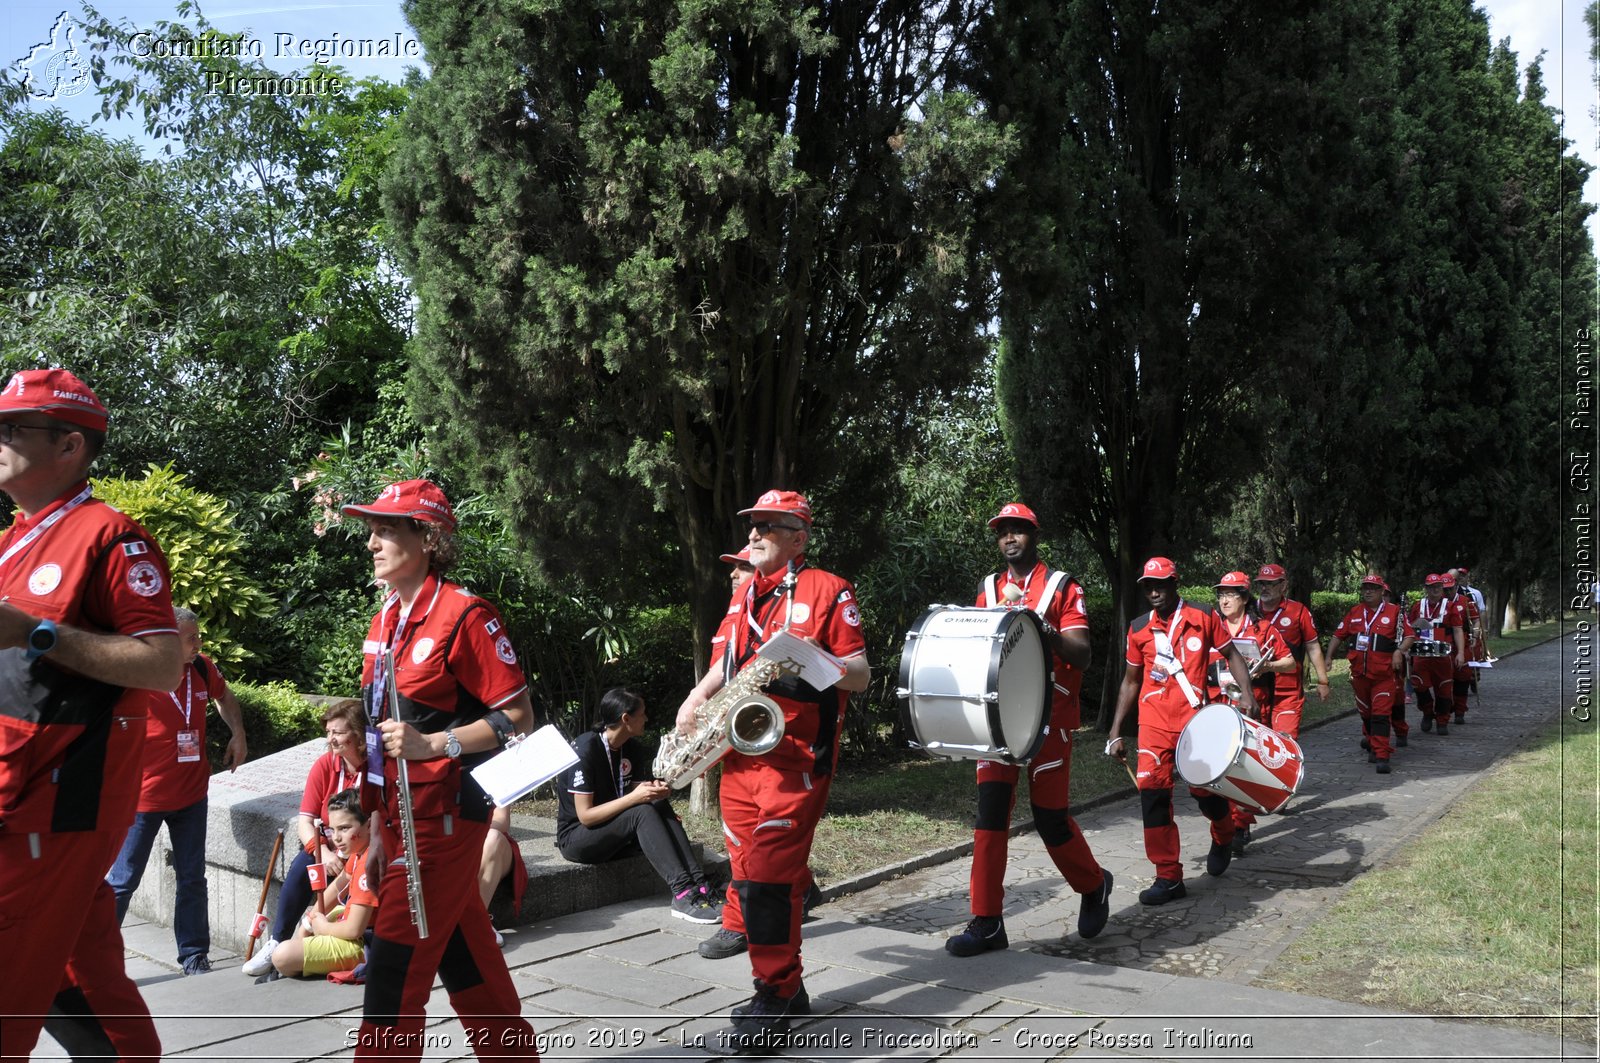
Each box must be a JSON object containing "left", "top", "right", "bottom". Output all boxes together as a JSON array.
[
  {"left": 1407, "top": 574, "right": 1466, "bottom": 735},
  {"left": 944, "top": 503, "right": 1113, "bottom": 956},
  {"left": 1107, "top": 558, "right": 1259, "bottom": 905}
]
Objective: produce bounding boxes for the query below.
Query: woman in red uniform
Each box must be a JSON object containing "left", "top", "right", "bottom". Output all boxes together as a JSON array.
[{"left": 340, "top": 479, "right": 540, "bottom": 1061}]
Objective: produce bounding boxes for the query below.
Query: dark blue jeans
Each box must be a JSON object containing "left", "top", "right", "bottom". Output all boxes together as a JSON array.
[
  {"left": 106, "top": 797, "right": 210, "bottom": 966},
  {"left": 272, "top": 847, "right": 318, "bottom": 942}
]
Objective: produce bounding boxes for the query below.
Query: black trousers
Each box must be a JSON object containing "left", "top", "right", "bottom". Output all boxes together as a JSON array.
[{"left": 558, "top": 801, "right": 705, "bottom": 895}]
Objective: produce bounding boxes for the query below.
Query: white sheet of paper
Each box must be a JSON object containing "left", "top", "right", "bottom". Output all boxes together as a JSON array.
[
  {"left": 758, "top": 630, "right": 847, "bottom": 690},
  {"left": 1230, "top": 638, "right": 1264, "bottom": 662},
  {"left": 470, "top": 724, "right": 580, "bottom": 808}
]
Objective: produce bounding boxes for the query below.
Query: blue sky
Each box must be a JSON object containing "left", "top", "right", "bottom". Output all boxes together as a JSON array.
[{"left": 3, "top": 1, "right": 1596, "bottom": 237}]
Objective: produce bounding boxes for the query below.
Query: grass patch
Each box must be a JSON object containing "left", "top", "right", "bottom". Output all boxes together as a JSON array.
[{"left": 1257, "top": 713, "right": 1598, "bottom": 1042}]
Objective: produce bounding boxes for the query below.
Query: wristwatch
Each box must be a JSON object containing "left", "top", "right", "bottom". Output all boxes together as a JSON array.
[
  {"left": 443, "top": 730, "right": 462, "bottom": 760},
  {"left": 25, "top": 618, "right": 57, "bottom": 660}
]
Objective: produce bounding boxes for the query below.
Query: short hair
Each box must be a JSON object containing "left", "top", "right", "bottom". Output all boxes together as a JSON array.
[
  {"left": 326, "top": 788, "right": 363, "bottom": 818},
  {"left": 173, "top": 606, "right": 200, "bottom": 627},
  {"left": 593, "top": 687, "right": 644, "bottom": 732},
  {"left": 322, "top": 697, "right": 367, "bottom": 736},
  {"left": 412, "top": 518, "right": 460, "bottom": 575}
]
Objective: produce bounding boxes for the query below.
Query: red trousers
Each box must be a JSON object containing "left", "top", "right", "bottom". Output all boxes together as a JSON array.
[
  {"left": 0, "top": 829, "right": 159, "bottom": 1062},
  {"left": 1409, "top": 657, "right": 1455, "bottom": 725},
  {"left": 717, "top": 758, "right": 830, "bottom": 997},
  {"left": 969, "top": 726, "right": 1103, "bottom": 916},
  {"left": 357, "top": 817, "right": 537, "bottom": 1061},
  {"left": 1135, "top": 723, "right": 1233, "bottom": 881},
  {"left": 1351, "top": 672, "right": 1399, "bottom": 758}
]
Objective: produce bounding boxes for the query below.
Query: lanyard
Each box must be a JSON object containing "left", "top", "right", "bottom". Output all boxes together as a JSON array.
[
  {"left": 737, "top": 563, "right": 802, "bottom": 664},
  {"left": 1359, "top": 605, "right": 1385, "bottom": 635},
  {"left": 604, "top": 740, "right": 626, "bottom": 797},
  {"left": 167, "top": 664, "right": 196, "bottom": 728},
  {"left": 0, "top": 484, "right": 93, "bottom": 579},
  {"left": 370, "top": 576, "right": 442, "bottom": 721},
  {"left": 1153, "top": 604, "right": 1189, "bottom": 666}
]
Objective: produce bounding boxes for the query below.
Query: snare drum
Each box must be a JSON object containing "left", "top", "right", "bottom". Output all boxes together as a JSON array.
[
  {"left": 897, "top": 606, "right": 1050, "bottom": 763},
  {"left": 1176, "top": 703, "right": 1304, "bottom": 813},
  {"left": 1410, "top": 639, "right": 1452, "bottom": 658}
]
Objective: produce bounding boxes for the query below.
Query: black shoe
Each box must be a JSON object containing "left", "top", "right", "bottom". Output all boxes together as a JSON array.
[
  {"left": 802, "top": 880, "right": 824, "bottom": 916},
  {"left": 1421, "top": 716, "right": 1433, "bottom": 733},
  {"left": 698, "top": 927, "right": 748, "bottom": 959},
  {"left": 1359, "top": 737, "right": 1371, "bottom": 752},
  {"left": 1437, "top": 722, "right": 1449, "bottom": 736},
  {"left": 727, "top": 980, "right": 810, "bottom": 1053},
  {"left": 1206, "top": 840, "right": 1232, "bottom": 877},
  {"left": 1231, "top": 825, "right": 1251, "bottom": 857},
  {"left": 1077, "top": 870, "right": 1113, "bottom": 939},
  {"left": 1138, "top": 877, "right": 1187, "bottom": 905},
  {"left": 1454, "top": 712, "right": 1466, "bottom": 724},
  {"left": 1368, "top": 750, "right": 1377, "bottom": 763},
  {"left": 946, "top": 915, "right": 1008, "bottom": 956},
  {"left": 181, "top": 955, "right": 212, "bottom": 976},
  {"left": 1396, "top": 733, "right": 1409, "bottom": 747},
  {"left": 1376, "top": 758, "right": 1392, "bottom": 774}
]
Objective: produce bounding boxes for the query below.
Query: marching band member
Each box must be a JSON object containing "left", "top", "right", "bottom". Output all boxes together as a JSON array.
[
  {"left": 674, "top": 490, "right": 869, "bottom": 1050},
  {"left": 1407, "top": 575, "right": 1467, "bottom": 735},
  {"left": 1327, "top": 575, "right": 1416, "bottom": 774},
  {"left": 1253, "top": 563, "right": 1331, "bottom": 738},
  {"left": 1107, "top": 558, "right": 1259, "bottom": 905},
  {"left": 0, "top": 369, "right": 181, "bottom": 1063},
  {"left": 340, "top": 479, "right": 539, "bottom": 1061},
  {"left": 945, "top": 503, "right": 1112, "bottom": 957},
  {"left": 1205, "top": 572, "right": 1292, "bottom": 854}
]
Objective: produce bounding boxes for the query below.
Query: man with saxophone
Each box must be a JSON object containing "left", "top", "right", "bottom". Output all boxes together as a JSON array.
[
  {"left": 945, "top": 503, "right": 1112, "bottom": 957},
  {"left": 674, "top": 490, "right": 869, "bottom": 1050}
]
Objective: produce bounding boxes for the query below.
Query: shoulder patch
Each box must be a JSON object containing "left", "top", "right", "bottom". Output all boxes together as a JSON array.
[
  {"left": 485, "top": 618, "right": 501, "bottom": 635},
  {"left": 1129, "top": 614, "right": 1151, "bottom": 634},
  {"left": 836, "top": 588, "right": 853, "bottom": 604},
  {"left": 122, "top": 541, "right": 148, "bottom": 557}
]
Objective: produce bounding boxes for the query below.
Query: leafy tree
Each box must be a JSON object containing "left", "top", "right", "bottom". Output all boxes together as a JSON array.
[{"left": 384, "top": 0, "right": 1013, "bottom": 656}]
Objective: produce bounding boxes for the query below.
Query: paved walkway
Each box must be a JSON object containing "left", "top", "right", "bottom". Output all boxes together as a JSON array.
[{"left": 35, "top": 638, "right": 1589, "bottom": 1061}]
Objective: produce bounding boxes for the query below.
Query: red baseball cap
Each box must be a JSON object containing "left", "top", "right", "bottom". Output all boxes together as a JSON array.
[
  {"left": 0, "top": 368, "right": 109, "bottom": 433},
  {"left": 1215, "top": 571, "right": 1251, "bottom": 590},
  {"left": 1138, "top": 556, "right": 1178, "bottom": 581},
  {"left": 719, "top": 545, "right": 753, "bottom": 565},
  {"left": 340, "top": 479, "right": 457, "bottom": 532},
  {"left": 737, "top": 489, "right": 813, "bottom": 526},
  {"left": 1256, "top": 563, "right": 1286, "bottom": 582},
  {"left": 1456, "top": 567, "right": 1471, "bottom": 578},
  {"left": 1424, "top": 573, "right": 1446, "bottom": 586},
  {"left": 987, "top": 502, "right": 1040, "bottom": 530},
  {"left": 1441, "top": 573, "right": 1457, "bottom": 588},
  {"left": 1360, "top": 574, "right": 1389, "bottom": 591}
]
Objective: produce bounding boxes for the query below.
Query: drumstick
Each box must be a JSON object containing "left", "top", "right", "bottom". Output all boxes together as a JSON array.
[{"left": 246, "top": 828, "right": 284, "bottom": 960}]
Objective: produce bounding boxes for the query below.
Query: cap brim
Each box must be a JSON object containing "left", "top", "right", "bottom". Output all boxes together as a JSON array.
[{"left": 736, "top": 507, "right": 810, "bottom": 524}]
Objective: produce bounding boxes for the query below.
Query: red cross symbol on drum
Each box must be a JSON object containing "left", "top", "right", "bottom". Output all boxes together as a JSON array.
[{"left": 1261, "top": 733, "right": 1282, "bottom": 759}]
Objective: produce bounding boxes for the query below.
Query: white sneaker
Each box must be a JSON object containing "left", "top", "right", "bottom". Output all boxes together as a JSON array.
[
  {"left": 494, "top": 927, "right": 505, "bottom": 948},
  {"left": 241, "top": 939, "right": 278, "bottom": 977}
]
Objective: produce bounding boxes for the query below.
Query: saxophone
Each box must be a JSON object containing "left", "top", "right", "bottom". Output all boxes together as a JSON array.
[
  {"left": 654, "top": 564, "right": 796, "bottom": 788},
  {"left": 381, "top": 648, "right": 429, "bottom": 939}
]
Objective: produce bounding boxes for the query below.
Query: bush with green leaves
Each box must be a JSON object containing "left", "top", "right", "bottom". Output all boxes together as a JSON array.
[
  {"left": 93, "top": 463, "right": 275, "bottom": 668},
  {"left": 205, "top": 680, "right": 326, "bottom": 769}
]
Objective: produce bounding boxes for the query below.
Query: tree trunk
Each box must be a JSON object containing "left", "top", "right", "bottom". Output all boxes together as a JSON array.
[{"left": 1502, "top": 585, "right": 1521, "bottom": 634}]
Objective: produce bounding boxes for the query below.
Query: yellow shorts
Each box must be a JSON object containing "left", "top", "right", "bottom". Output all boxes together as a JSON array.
[{"left": 300, "top": 908, "right": 365, "bottom": 976}]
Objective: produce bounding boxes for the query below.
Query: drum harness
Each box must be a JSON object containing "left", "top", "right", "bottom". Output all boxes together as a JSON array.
[{"left": 986, "top": 569, "right": 1072, "bottom": 700}]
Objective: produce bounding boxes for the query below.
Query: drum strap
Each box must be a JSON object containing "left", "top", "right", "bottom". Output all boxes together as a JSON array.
[
  {"left": 1152, "top": 629, "right": 1203, "bottom": 709},
  {"left": 985, "top": 569, "right": 1071, "bottom": 615}
]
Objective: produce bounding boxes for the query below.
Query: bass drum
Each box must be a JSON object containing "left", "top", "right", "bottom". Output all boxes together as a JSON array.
[{"left": 897, "top": 606, "right": 1050, "bottom": 764}]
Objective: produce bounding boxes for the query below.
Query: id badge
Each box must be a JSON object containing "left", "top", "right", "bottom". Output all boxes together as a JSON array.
[
  {"left": 1354, "top": 634, "right": 1371, "bottom": 652},
  {"left": 175, "top": 729, "right": 201, "bottom": 763},
  {"left": 365, "top": 727, "right": 385, "bottom": 787}
]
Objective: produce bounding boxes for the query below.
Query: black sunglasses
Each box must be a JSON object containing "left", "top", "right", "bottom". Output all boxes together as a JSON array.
[
  {"left": 0, "top": 422, "right": 65, "bottom": 445},
  {"left": 750, "top": 520, "right": 803, "bottom": 535}
]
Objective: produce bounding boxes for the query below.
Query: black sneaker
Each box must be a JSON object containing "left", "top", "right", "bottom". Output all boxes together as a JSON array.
[
  {"left": 698, "top": 927, "right": 748, "bottom": 959},
  {"left": 181, "top": 955, "right": 212, "bottom": 976},
  {"left": 726, "top": 980, "right": 810, "bottom": 1054},
  {"left": 1077, "top": 870, "right": 1113, "bottom": 939},
  {"left": 1454, "top": 712, "right": 1466, "bottom": 724},
  {"left": 1359, "top": 737, "right": 1371, "bottom": 752},
  {"left": 1206, "top": 840, "right": 1232, "bottom": 877},
  {"left": 1376, "top": 758, "right": 1392, "bottom": 774},
  {"left": 1231, "top": 825, "right": 1251, "bottom": 857},
  {"left": 1421, "top": 716, "right": 1433, "bottom": 733},
  {"left": 945, "top": 915, "right": 1008, "bottom": 957},
  {"left": 1437, "top": 722, "right": 1449, "bottom": 735},
  {"left": 671, "top": 890, "right": 721, "bottom": 924},
  {"left": 1396, "top": 733, "right": 1409, "bottom": 747},
  {"left": 1138, "top": 877, "right": 1187, "bottom": 905}
]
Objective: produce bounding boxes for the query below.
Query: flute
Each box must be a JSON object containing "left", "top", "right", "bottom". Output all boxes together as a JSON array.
[{"left": 382, "top": 648, "right": 429, "bottom": 939}]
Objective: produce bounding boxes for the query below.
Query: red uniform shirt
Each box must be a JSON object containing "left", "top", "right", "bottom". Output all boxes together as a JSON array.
[
  {"left": 1258, "top": 598, "right": 1320, "bottom": 698},
  {"left": 1204, "top": 614, "right": 1289, "bottom": 703},
  {"left": 1124, "top": 602, "right": 1235, "bottom": 731},
  {"left": 300, "top": 751, "right": 365, "bottom": 821},
  {"left": 1408, "top": 596, "right": 1464, "bottom": 648},
  {"left": 1332, "top": 602, "right": 1414, "bottom": 679},
  {"left": 976, "top": 563, "right": 1089, "bottom": 729},
  {"left": 360, "top": 572, "right": 527, "bottom": 822},
  {"left": 726, "top": 560, "right": 866, "bottom": 777},
  {"left": 340, "top": 847, "right": 379, "bottom": 913},
  {"left": 0, "top": 482, "right": 178, "bottom": 834},
  {"left": 136, "top": 654, "right": 227, "bottom": 812},
  {"left": 710, "top": 603, "right": 738, "bottom": 674}
]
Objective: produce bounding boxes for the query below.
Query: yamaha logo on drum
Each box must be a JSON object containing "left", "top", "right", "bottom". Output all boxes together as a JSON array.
[{"left": 999, "top": 621, "right": 1024, "bottom": 666}]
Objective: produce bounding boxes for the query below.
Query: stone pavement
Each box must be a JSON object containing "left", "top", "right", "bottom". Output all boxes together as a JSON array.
[{"left": 33, "top": 638, "right": 1589, "bottom": 1061}]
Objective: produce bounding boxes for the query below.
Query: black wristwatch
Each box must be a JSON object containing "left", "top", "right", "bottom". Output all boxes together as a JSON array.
[{"left": 25, "top": 618, "right": 57, "bottom": 660}]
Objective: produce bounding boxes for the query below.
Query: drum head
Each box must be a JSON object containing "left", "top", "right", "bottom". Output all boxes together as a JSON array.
[
  {"left": 1176, "top": 703, "right": 1246, "bottom": 787},
  {"left": 993, "top": 610, "right": 1049, "bottom": 761}
]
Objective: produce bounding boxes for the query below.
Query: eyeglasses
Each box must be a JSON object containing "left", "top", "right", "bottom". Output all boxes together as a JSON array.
[
  {"left": 0, "top": 422, "right": 63, "bottom": 445},
  {"left": 751, "top": 520, "right": 803, "bottom": 536}
]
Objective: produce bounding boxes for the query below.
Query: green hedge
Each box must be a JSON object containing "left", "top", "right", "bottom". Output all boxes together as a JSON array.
[{"left": 206, "top": 679, "right": 326, "bottom": 772}]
